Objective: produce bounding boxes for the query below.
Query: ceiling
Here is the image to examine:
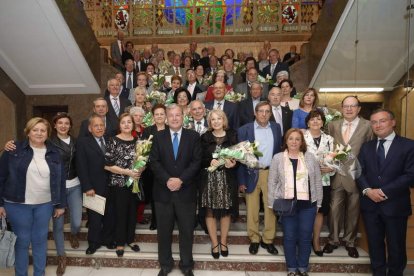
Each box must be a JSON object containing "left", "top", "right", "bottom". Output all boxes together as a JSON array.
[
  {"left": 310, "top": 0, "right": 414, "bottom": 91},
  {"left": 0, "top": 0, "right": 100, "bottom": 95}
]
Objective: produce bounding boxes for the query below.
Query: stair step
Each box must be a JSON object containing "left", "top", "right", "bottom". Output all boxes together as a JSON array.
[{"left": 45, "top": 240, "right": 371, "bottom": 272}]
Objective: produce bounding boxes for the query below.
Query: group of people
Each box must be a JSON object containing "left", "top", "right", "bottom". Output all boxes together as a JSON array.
[{"left": 0, "top": 41, "right": 413, "bottom": 276}]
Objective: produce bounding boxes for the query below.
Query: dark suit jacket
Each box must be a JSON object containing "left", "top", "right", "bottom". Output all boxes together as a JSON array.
[
  {"left": 184, "top": 82, "right": 204, "bottom": 101},
  {"left": 269, "top": 105, "right": 293, "bottom": 136},
  {"left": 104, "top": 87, "right": 129, "bottom": 99},
  {"left": 76, "top": 136, "right": 109, "bottom": 196},
  {"left": 150, "top": 128, "right": 202, "bottom": 203},
  {"left": 237, "top": 121, "right": 282, "bottom": 193},
  {"left": 78, "top": 116, "right": 118, "bottom": 139},
  {"left": 199, "top": 56, "right": 210, "bottom": 70},
  {"left": 105, "top": 96, "right": 131, "bottom": 134},
  {"left": 228, "top": 73, "right": 243, "bottom": 90},
  {"left": 238, "top": 98, "right": 257, "bottom": 126},
  {"left": 235, "top": 82, "right": 269, "bottom": 99},
  {"left": 123, "top": 69, "right": 138, "bottom": 89},
  {"left": 121, "top": 51, "right": 134, "bottom": 66},
  {"left": 204, "top": 100, "right": 240, "bottom": 130},
  {"left": 357, "top": 135, "right": 414, "bottom": 216},
  {"left": 261, "top": 62, "right": 290, "bottom": 82}
]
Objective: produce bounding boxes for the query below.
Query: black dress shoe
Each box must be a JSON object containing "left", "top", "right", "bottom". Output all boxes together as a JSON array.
[
  {"left": 157, "top": 268, "right": 170, "bottom": 276},
  {"left": 85, "top": 245, "right": 100, "bottom": 255},
  {"left": 211, "top": 244, "right": 220, "bottom": 259},
  {"left": 183, "top": 270, "right": 194, "bottom": 276},
  {"left": 149, "top": 222, "right": 157, "bottom": 230},
  {"left": 128, "top": 243, "right": 140, "bottom": 252},
  {"left": 249, "top": 242, "right": 260, "bottom": 255},
  {"left": 105, "top": 242, "right": 117, "bottom": 250},
  {"left": 260, "top": 241, "right": 278, "bottom": 255},
  {"left": 345, "top": 246, "right": 359, "bottom": 258},
  {"left": 322, "top": 243, "right": 338, "bottom": 253},
  {"left": 116, "top": 249, "right": 124, "bottom": 257}
]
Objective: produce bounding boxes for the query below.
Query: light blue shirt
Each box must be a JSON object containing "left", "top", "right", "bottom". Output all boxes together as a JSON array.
[
  {"left": 254, "top": 121, "right": 274, "bottom": 168},
  {"left": 252, "top": 98, "right": 260, "bottom": 111},
  {"left": 170, "top": 128, "right": 183, "bottom": 143}
]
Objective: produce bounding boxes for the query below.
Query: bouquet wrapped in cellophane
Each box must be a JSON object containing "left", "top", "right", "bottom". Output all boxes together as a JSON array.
[
  {"left": 320, "top": 144, "right": 355, "bottom": 176},
  {"left": 224, "top": 90, "right": 246, "bottom": 103},
  {"left": 142, "top": 112, "right": 154, "bottom": 127},
  {"left": 207, "top": 141, "right": 263, "bottom": 172},
  {"left": 146, "top": 90, "right": 166, "bottom": 105},
  {"left": 151, "top": 74, "right": 165, "bottom": 90},
  {"left": 320, "top": 106, "right": 342, "bottom": 126},
  {"left": 125, "top": 135, "right": 153, "bottom": 198},
  {"left": 257, "top": 74, "right": 275, "bottom": 86}
]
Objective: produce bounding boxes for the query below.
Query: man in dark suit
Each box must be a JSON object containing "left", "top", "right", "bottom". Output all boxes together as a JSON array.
[
  {"left": 184, "top": 69, "right": 204, "bottom": 101},
  {"left": 121, "top": 41, "right": 134, "bottom": 66},
  {"left": 238, "top": 101, "right": 282, "bottom": 256},
  {"left": 261, "top": 49, "right": 289, "bottom": 83},
  {"left": 141, "top": 48, "right": 152, "bottom": 72},
  {"left": 150, "top": 104, "right": 201, "bottom": 276},
  {"left": 223, "top": 58, "right": 243, "bottom": 90},
  {"left": 123, "top": 59, "right": 138, "bottom": 90},
  {"left": 167, "top": 54, "right": 187, "bottom": 82},
  {"left": 204, "top": 81, "right": 239, "bottom": 130},
  {"left": 78, "top": 97, "right": 118, "bottom": 138},
  {"left": 104, "top": 73, "right": 129, "bottom": 99},
  {"left": 110, "top": 31, "right": 124, "bottom": 71},
  {"left": 188, "top": 42, "right": 200, "bottom": 67},
  {"left": 76, "top": 114, "right": 115, "bottom": 254},
  {"left": 267, "top": 87, "right": 292, "bottom": 137},
  {"left": 357, "top": 109, "right": 414, "bottom": 276},
  {"left": 239, "top": 81, "right": 264, "bottom": 126},
  {"left": 236, "top": 67, "right": 269, "bottom": 99},
  {"left": 105, "top": 78, "right": 131, "bottom": 134},
  {"left": 205, "top": 55, "right": 219, "bottom": 76}
]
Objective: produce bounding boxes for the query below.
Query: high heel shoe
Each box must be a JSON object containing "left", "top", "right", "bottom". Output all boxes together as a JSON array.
[
  {"left": 211, "top": 244, "right": 220, "bottom": 259},
  {"left": 220, "top": 243, "right": 229, "bottom": 257},
  {"left": 312, "top": 245, "right": 323, "bottom": 257}
]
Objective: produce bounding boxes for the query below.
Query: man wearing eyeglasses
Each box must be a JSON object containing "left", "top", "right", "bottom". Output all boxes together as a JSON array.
[
  {"left": 237, "top": 101, "right": 282, "bottom": 256},
  {"left": 324, "top": 95, "right": 373, "bottom": 258}
]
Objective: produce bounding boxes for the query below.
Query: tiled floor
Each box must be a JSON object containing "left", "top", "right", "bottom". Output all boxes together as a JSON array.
[{"left": 0, "top": 266, "right": 373, "bottom": 276}]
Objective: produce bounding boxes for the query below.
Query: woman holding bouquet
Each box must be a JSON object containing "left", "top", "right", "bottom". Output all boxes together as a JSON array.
[
  {"left": 292, "top": 88, "right": 319, "bottom": 129},
  {"left": 268, "top": 128, "right": 322, "bottom": 276},
  {"left": 142, "top": 104, "right": 167, "bottom": 230},
  {"left": 200, "top": 109, "right": 237, "bottom": 259},
  {"left": 303, "top": 110, "right": 335, "bottom": 257},
  {"left": 104, "top": 113, "right": 143, "bottom": 257}
]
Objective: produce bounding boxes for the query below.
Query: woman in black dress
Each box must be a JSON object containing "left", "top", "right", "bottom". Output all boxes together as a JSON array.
[{"left": 200, "top": 109, "right": 237, "bottom": 259}]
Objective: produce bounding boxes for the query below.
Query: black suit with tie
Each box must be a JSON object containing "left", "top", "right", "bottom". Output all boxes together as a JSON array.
[
  {"left": 261, "top": 62, "right": 289, "bottom": 82},
  {"left": 123, "top": 69, "right": 138, "bottom": 89},
  {"left": 269, "top": 105, "right": 293, "bottom": 137},
  {"left": 105, "top": 96, "right": 131, "bottom": 134},
  {"left": 150, "top": 128, "right": 201, "bottom": 273},
  {"left": 104, "top": 87, "right": 130, "bottom": 99},
  {"left": 357, "top": 134, "right": 414, "bottom": 276},
  {"left": 204, "top": 100, "right": 240, "bottom": 130},
  {"left": 238, "top": 98, "right": 257, "bottom": 127},
  {"left": 76, "top": 135, "right": 113, "bottom": 247}
]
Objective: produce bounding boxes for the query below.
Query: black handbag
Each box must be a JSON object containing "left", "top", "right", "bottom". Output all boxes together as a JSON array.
[{"left": 273, "top": 198, "right": 297, "bottom": 216}]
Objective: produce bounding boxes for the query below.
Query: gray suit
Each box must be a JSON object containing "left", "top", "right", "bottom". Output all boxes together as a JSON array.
[
  {"left": 167, "top": 67, "right": 187, "bottom": 83},
  {"left": 110, "top": 40, "right": 123, "bottom": 71},
  {"left": 326, "top": 118, "right": 373, "bottom": 247},
  {"left": 236, "top": 82, "right": 269, "bottom": 99}
]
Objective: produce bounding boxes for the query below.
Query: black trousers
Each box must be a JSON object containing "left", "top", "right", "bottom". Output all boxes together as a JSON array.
[
  {"left": 155, "top": 193, "right": 196, "bottom": 272},
  {"left": 113, "top": 186, "right": 138, "bottom": 246},
  {"left": 362, "top": 210, "right": 408, "bottom": 276},
  {"left": 87, "top": 195, "right": 115, "bottom": 246}
]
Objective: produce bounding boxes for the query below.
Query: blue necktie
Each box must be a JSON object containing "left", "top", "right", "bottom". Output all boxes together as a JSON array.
[
  {"left": 173, "top": 132, "right": 179, "bottom": 159},
  {"left": 377, "top": 139, "right": 386, "bottom": 168}
]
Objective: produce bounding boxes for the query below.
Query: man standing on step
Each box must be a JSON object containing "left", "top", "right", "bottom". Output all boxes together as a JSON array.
[
  {"left": 76, "top": 114, "right": 116, "bottom": 255},
  {"left": 357, "top": 109, "right": 414, "bottom": 276},
  {"left": 324, "top": 96, "right": 373, "bottom": 258},
  {"left": 237, "top": 101, "right": 282, "bottom": 256},
  {"left": 150, "top": 104, "right": 201, "bottom": 276}
]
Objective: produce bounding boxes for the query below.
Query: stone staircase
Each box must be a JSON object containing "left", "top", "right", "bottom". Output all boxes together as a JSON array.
[{"left": 45, "top": 204, "right": 371, "bottom": 273}]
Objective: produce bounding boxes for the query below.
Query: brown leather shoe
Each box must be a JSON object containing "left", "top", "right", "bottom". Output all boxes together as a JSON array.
[
  {"left": 346, "top": 246, "right": 359, "bottom": 258},
  {"left": 56, "top": 255, "right": 67, "bottom": 276},
  {"left": 69, "top": 233, "right": 79, "bottom": 249}
]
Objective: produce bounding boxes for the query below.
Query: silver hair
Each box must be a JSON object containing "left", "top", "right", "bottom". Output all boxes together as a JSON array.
[
  {"left": 166, "top": 103, "right": 183, "bottom": 115},
  {"left": 189, "top": 99, "right": 205, "bottom": 109},
  {"left": 129, "top": 106, "right": 145, "bottom": 116},
  {"left": 276, "top": 70, "right": 289, "bottom": 78}
]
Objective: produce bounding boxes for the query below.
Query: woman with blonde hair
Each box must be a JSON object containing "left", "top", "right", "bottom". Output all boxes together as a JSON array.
[{"left": 200, "top": 109, "right": 237, "bottom": 259}]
